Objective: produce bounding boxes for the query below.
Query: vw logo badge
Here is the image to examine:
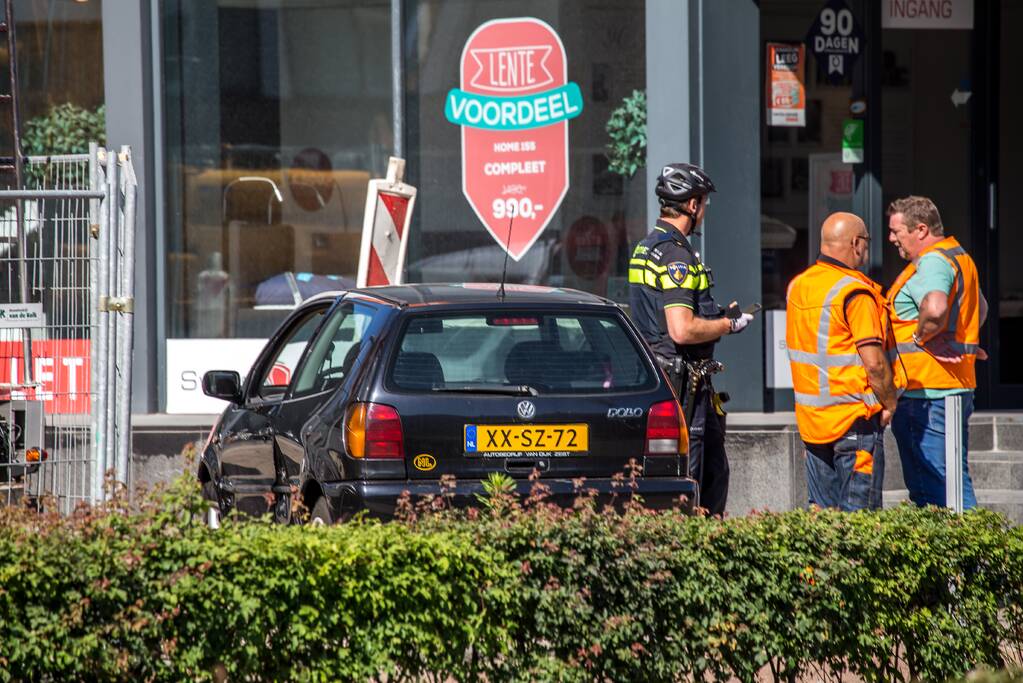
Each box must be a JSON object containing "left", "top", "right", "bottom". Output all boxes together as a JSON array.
[{"left": 516, "top": 400, "right": 536, "bottom": 420}]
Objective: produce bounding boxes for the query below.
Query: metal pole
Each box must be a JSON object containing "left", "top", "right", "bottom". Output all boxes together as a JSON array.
[
  {"left": 88, "top": 143, "right": 101, "bottom": 503},
  {"left": 93, "top": 147, "right": 110, "bottom": 502},
  {"left": 6, "top": 0, "right": 32, "bottom": 385},
  {"left": 115, "top": 147, "right": 136, "bottom": 489},
  {"left": 105, "top": 150, "right": 119, "bottom": 488},
  {"left": 945, "top": 394, "right": 964, "bottom": 513},
  {"left": 390, "top": 0, "right": 403, "bottom": 158}
]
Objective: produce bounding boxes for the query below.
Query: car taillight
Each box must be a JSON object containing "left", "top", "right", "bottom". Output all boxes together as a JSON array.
[
  {"left": 645, "top": 400, "right": 688, "bottom": 456},
  {"left": 344, "top": 402, "right": 404, "bottom": 459}
]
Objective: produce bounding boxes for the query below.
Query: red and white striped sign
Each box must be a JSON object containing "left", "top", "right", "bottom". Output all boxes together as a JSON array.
[{"left": 357, "top": 157, "right": 417, "bottom": 287}]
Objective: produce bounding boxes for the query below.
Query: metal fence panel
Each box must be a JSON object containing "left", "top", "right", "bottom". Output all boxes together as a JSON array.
[{"left": 0, "top": 147, "right": 136, "bottom": 513}]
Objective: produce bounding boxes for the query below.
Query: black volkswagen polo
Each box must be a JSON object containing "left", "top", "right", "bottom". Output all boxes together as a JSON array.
[{"left": 198, "top": 283, "right": 697, "bottom": 524}]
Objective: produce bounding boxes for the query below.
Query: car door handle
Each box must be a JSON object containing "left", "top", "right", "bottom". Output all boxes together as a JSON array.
[{"left": 505, "top": 459, "right": 548, "bottom": 474}]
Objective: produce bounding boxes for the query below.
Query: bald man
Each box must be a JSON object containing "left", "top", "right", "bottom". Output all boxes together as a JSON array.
[{"left": 786, "top": 213, "right": 904, "bottom": 510}]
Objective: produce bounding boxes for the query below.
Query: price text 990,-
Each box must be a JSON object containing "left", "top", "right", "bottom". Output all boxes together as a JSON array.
[{"left": 492, "top": 197, "right": 541, "bottom": 220}]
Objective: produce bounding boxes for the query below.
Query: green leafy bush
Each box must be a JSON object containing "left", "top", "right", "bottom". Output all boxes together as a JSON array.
[
  {"left": 21, "top": 102, "right": 105, "bottom": 187},
  {"left": 0, "top": 480, "right": 1021, "bottom": 682},
  {"left": 605, "top": 89, "right": 646, "bottom": 177}
]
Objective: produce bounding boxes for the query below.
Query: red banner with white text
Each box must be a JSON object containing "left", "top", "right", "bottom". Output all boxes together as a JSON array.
[{"left": 0, "top": 340, "right": 91, "bottom": 414}]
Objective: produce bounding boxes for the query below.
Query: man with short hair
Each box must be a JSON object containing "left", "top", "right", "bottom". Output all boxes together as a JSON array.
[
  {"left": 787, "top": 212, "right": 904, "bottom": 510},
  {"left": 886, "top": 195, "right": 988, "bottom": 509},
  {"left": 628, "top": 163, "right": 754, "bottom": 515}
]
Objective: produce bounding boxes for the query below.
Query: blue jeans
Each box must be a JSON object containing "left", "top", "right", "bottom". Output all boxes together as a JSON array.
[
  {"left": 805, "top": 417, "right": 884, "bottom": 511},
  {"left": 891, "top": 394, "right": 977, "bottom": 509}
]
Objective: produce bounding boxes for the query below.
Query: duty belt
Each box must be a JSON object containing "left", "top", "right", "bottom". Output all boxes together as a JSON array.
[{"left": 656, "top": 355, "right": 724, "bottom": 422}]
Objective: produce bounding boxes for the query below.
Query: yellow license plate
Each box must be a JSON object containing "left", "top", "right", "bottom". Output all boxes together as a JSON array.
[{"left": 465, "top": 424, "right": 588, "bottom": 453}]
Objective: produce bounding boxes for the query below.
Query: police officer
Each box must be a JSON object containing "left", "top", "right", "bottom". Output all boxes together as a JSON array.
[{"left": 628, "top": 163, "right": 753, "bottom": 515}]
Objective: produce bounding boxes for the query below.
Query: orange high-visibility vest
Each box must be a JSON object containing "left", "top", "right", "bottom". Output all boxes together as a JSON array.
[
  {"left": 886, "top": 236, "right": 980, "bottom": 391},
  {"left": 787, "top": 260, "right": 904, "bottom": 444}
]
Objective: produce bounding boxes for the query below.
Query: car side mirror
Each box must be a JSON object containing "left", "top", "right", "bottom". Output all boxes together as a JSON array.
[{"left": 202, "top": 370, "right": 242, "bottom": 403}]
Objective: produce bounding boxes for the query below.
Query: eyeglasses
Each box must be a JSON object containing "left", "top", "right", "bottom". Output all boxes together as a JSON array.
[{"left": 854, "top": 234, "right": 871, "bottom": 244}]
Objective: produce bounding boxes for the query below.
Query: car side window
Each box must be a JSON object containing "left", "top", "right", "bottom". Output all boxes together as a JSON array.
[
  {"left": 254, "top": 307, "right": 327, "bottom": 399},
  {"left": 291, "top": 302, "right": 377, "bottom": 397}
]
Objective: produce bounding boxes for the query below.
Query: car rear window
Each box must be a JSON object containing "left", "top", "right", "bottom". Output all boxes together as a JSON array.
[{"left": 388, "top": 311, "right": 655, "bottom": 394}]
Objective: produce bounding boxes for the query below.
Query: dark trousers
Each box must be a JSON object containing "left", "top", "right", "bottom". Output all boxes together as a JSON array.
[
  {"left": 804, "top": 415, "right": 884, "bottom": 511},
  {"left": 891, "top": 394, "right": 977, "bottom": 509},
  {"left": 686, "top": 383, "right": 729, "bottom": 515}
]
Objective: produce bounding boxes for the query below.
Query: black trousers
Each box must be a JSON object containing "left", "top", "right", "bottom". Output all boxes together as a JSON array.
[
  {"left": 658, "top": 361, "right": 732, "bottom": 511},
  {"left": 683, "top": 382, "right": 729, "bottom": 515}
]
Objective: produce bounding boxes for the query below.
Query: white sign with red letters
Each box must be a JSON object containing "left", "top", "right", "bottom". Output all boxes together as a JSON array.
[{"left": 882, "top": 0, "right": 973, "bottom": 29}]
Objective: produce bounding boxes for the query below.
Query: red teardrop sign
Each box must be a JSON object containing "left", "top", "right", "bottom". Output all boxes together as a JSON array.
[{"left": 446, "top": 18, "right": 583, "bottom": 261}]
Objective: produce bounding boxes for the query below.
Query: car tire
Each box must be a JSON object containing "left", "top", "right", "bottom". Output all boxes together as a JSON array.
[{"left": 310, "top": 496, "right": 332, "bottom": 526}]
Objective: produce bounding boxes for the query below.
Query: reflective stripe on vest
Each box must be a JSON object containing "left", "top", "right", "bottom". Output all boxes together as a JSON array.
[
  {"left": 788, "top": 275, "right": 877, "bottom": 409},
  {"left": 793, "top": 391, "right": 880, "bottom": 408},
  {"left": 896, "top": 341, "right": 978, "bottom": 356}
]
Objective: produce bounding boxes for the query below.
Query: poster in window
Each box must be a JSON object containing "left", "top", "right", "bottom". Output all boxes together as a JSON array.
[
  {"left": 807, "top": 153, "right": 853, "bottom": 259},
  {"left": 766, "top": 42, "right": 806, "bottom": 127},
  {"left": 445, "top": 18, "right": 584, "bottom": 260}
]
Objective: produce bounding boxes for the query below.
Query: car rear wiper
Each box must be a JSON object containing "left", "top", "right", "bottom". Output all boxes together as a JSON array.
[{"left": 430, "top": 384, "right": 539, "bottom": 396}]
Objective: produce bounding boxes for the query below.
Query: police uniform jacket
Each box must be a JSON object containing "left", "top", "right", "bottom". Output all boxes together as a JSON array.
[{"left": 628, "top": 219, "right": 725, "bottom": 360}]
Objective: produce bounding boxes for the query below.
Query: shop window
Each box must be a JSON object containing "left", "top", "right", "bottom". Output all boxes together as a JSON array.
[
  {"left": 162, "top": 0, "right": 391, "bottom": 339},
  {"left": 4, "top": 0, "right": 104, "bottom": 156}
]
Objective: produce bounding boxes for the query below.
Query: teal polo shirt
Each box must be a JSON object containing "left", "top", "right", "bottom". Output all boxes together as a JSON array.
[{"left": 893, "top": 252, "right": 970, "bottom": 399}]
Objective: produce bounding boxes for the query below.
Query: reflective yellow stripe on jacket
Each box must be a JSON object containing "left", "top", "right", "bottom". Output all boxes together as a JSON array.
[{"left": 628, "top": 255, "right": 710, "bottom": 292}]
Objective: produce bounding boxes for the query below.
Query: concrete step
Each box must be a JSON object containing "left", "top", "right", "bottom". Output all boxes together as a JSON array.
[
  {"left": 884, "top": 449, "right": 1023, "bottom": 492},
  {"left": 969, "top": 452, "right": 1023, "bottom": 491},
  {"left": 885, "top": 488, "right": 1023, "bottom": 523},
  {"left": 963, "top": 415, "right": 1023, "bottom": 453}
]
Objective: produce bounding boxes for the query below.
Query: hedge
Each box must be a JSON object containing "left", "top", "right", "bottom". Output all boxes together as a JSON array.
[{"left": 0, "top": 480, "right": 1021, "bottom": 682}]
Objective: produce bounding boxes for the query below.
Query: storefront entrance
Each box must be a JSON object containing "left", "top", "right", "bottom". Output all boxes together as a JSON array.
[
  {"left": 760, "top": 0, "right": 1021, "bottom": 409},
  {"left": 990, "top": 0, "right": 1023, "bottom": 404}
]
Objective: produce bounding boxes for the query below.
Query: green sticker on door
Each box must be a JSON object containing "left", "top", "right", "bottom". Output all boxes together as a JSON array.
[{"left": 841, "top": 118, "right": 864, "bottom": 163}]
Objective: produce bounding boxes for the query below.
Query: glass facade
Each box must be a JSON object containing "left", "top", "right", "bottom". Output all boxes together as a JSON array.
[
  {"left": 759, "top": 0, "right": 854, "bottom": 311},
  {"left": 161, "top": 0, "right": 392, "bottom": 339},
  {"left": 997, "top": 2, "right": 1023, "bottom": 385},
  {"left": 152, "top": 0, "right": 1022, "bottom": 410},
  {"left": 4, "top": 0, "right": 103, "bottom": 154},
  {"left": 161, "top": 0, "right": 645, "bottom": 341}
]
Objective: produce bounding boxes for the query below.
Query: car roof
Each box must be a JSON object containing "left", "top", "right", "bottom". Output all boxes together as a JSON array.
[{"left": 334, "top": 283, "right": 614, "bottom": 307}]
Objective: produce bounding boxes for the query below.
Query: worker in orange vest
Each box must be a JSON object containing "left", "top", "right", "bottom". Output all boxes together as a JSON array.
[
  {"left": 886, "top": 196, "right": 988, "bottom": 509},
  {"left": 787, "top": 213, "right": 905, "bottom": 510}
]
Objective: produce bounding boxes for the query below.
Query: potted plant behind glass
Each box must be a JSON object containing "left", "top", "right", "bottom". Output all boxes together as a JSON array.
[
  {"left": 22, "top": 103, "right": 106, "bottom": 188},
  {"left": 604, "top": 89, "right": 647, "bottom": 302}
]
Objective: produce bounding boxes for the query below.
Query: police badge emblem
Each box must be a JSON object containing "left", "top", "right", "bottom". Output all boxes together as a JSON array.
[{"left": 667, "top": 261, "right": 688, "bottom": 285}]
